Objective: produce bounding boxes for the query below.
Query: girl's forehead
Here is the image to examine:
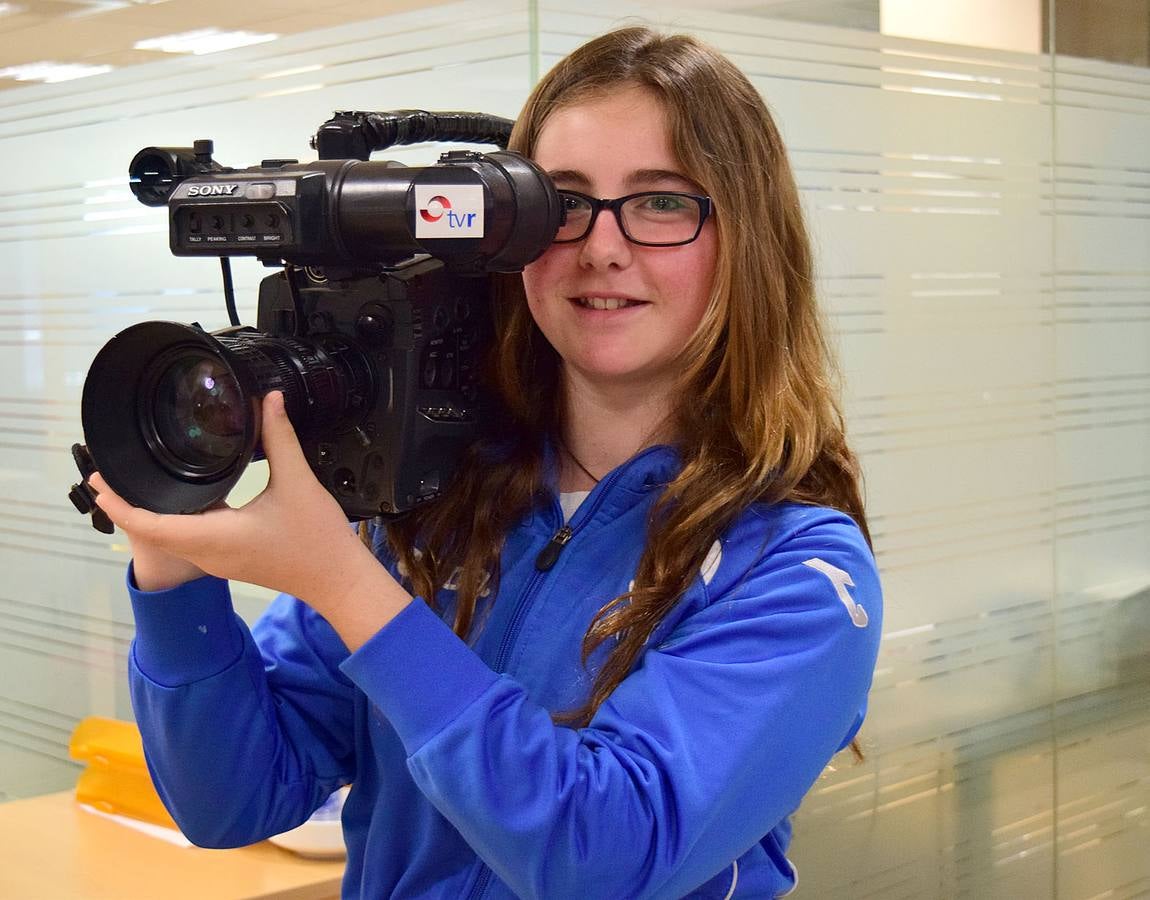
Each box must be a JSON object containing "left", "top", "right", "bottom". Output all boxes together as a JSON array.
[
  {"left": 533, "top": 87, "right": 681, "bottom": 178},
  {"left": 539, "top": 85, "right": 666, "bottom": 135}
]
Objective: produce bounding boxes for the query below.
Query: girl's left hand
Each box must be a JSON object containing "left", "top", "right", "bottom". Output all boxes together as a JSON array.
[{"left": 90, "top": 390, "right": 387, "bottom": 617}]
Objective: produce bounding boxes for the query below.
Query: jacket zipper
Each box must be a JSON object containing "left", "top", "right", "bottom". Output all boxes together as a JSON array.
[
  {"left": 473, "top": 467, "right": 632, "bottom": 895},
  {"left": 467, "top": 864, "right": 492, "bottom": 900},
  {"left": 534, "top": 525, "right": 573, "bottom": 571},
  {"left": 492, "top": 466, "right": 626, "bottom": 674}
]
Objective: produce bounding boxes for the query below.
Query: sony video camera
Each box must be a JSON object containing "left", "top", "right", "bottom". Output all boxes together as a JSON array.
[{"left": 69, "top": 110, "right": 561, "bottom": 532}]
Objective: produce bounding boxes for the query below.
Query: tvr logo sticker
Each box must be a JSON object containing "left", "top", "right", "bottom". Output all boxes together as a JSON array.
[
  {"left": 803, "top": 558, "right": 868, "bottom": 627},
  {"left": 419, "top": 195, "right": 454, "bottom": 223},
  {"left": 414, "top": 185, "right": 485, "bottom": 238}
]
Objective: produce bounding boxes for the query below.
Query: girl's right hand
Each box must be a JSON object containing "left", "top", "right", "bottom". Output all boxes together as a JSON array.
[{"left": 88, "top": 391, "right": 412, "bottom": 651}]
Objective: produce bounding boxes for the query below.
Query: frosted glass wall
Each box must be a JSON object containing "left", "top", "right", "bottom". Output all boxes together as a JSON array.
[
  {"left": 1, "top": 0, "right": 1147, "bottom": 896},
  {"left": 0, "top": 0, "right": 537, "bottom": 799},
  {"left": 1049, "top": 50, "right": 1150, "bottom": 900}
]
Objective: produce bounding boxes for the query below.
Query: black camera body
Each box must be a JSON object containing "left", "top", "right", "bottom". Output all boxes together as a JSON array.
[
  {"left": 251, "top": 259, "right": 490, "bottom": 516},
  {"left": 71, "top": 111, "right": 560, "bottom": 528}
]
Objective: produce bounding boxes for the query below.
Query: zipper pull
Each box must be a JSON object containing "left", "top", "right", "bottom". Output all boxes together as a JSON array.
[{"left": 535, "top": 525, "right": 573, "bottom": 571}]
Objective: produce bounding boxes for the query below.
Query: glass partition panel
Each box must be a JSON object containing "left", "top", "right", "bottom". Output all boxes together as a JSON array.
[
  {"left": 0, "top": 0, "right": 535, "bottom": 802},
  {"left": 1050, "top": 45, "right": 1150, "bottom": 900}
]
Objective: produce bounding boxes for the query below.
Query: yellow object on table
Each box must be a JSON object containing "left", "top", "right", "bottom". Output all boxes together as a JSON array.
[
  {"left": 69, "top": 715, "right": 176, "bottom": 828},
  {"left": 0, "top": 717, "right": 346, "bottom": 898}
]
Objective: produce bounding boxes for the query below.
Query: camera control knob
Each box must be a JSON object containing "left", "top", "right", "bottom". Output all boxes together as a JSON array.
[
  {"left": 308, "top": 311, "right": 333, "bottom": 333},
  {"left": 356, "top": 305, "right": 393, "bottom": 347}
]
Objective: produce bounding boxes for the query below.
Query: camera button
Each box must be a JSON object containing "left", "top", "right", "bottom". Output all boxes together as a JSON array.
[{"left": 245, "top": 182, "right": 276, "bottom": 200}]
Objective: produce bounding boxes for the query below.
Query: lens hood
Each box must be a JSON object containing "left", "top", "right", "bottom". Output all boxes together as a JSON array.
[{"left": 81, "top": 321, "right": 260, "bottom": 514}]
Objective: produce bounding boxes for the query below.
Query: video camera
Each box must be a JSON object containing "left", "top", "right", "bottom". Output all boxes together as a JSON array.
[{"left": 69, "top": 110, "right": 561, "bottom": 532}]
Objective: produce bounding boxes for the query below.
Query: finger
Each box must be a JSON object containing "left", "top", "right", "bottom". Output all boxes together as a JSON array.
[
  {"left": 89, "top": 471, "right": 168, "bottom": 536},
  {"left": 90, "top": 471, "right": 222, "bottom": 550},
  {"left": 87, "top": 470, "right": 111, "bottom": 497},
  {"left": 88, "top": 471, "right": 129, "bottom": 511},
  {"left": 260, "top": 391, "right": 312, "bottom": 483}
]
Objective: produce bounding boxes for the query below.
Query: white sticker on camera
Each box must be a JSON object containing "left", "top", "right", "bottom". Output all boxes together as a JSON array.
[{"left": 414, "top": 185, "right": 485, "bottom": 239}]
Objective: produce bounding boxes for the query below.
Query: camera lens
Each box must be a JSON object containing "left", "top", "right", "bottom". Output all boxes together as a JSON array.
[
  {"left": 82, "top": 323, "right": 259, "bottom": 513},
  {"left": 82, "top": 320, "right": 375, "bottom": 514},
  {"left": 145, "top": 351, "right": 246, "bottom": 475}
]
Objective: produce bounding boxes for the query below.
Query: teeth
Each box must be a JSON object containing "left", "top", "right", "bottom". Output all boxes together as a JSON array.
[{"left": 576, "top": 297, "right": 637, "bottom": 310}]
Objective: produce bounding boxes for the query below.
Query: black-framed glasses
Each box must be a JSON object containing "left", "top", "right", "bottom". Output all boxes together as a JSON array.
[{"left": 554, "top": 190, "right": 713, "bottom": 247}]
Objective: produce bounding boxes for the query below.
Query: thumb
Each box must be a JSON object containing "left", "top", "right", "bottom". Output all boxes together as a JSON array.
[{"left": 260, "top": 391, "right": 311, "bottom": 482}]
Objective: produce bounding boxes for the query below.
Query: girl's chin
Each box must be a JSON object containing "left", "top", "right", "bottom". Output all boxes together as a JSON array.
[{"left": 561, "top": 356, "right": 677, "bottom": 389}]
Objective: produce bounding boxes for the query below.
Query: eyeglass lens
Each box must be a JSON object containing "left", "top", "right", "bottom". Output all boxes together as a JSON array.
[{"left": 556, "top": 193, "right": 706, "bottom": 245}]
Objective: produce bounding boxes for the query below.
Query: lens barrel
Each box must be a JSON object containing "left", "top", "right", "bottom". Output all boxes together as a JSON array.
[{"left": 82, "top": 321, "right": 372, "bottom": 514}]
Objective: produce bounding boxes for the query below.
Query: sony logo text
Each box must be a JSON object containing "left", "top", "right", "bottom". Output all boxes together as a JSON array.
[{"left": 187, "top": 184, "right": 240, "bottom": 197}]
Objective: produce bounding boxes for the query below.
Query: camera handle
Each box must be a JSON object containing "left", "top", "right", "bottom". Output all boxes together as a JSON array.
[{"left": 311, "top": 110, "right": 515, "bottom": 161}]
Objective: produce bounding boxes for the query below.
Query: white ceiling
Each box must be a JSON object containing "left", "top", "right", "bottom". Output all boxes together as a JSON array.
[
  {"left": 0, "top": 0, "right": 446, "bottom": 91},
  {"left": 0, "top": 0, "right": 883, "bottom": 93}
]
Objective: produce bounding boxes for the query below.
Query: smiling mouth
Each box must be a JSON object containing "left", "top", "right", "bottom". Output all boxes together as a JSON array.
[{"left": 572, "top": 297, "right": 646, "bottom": 311}]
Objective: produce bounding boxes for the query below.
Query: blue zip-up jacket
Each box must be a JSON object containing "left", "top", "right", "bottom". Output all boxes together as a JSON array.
[{"left": 126, "top": 446, "right": 882, "bottom": 898}]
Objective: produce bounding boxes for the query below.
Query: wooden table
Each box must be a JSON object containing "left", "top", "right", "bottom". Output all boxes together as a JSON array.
[{"left": 0, "top": 791, "right": 344, "bottom": 899}]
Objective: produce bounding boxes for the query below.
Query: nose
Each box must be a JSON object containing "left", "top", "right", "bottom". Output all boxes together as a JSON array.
[{"left": 578, "top": 206, "right": 632, "bottom": 270}]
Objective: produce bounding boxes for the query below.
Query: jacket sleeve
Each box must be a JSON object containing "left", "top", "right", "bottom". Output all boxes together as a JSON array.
[
  {"left": 127, "top": 567, "right": 357, "bottom": 848},
  {"left": 341, "top": 511, "right": 882, "bottom": 899}
]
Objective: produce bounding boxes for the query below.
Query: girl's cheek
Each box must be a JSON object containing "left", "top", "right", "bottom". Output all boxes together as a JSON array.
[{"left": 521, "top": 257, "right": 553, "bottom": 303}]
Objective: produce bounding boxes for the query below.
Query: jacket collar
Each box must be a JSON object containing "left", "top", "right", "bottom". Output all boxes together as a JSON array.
[{"left": 535, "top": 441, "right": 681, "bottom": 528}]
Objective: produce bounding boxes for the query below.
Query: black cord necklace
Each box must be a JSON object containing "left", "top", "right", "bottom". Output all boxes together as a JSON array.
[{"left": 557, "top": 437, "right": 601, "bottom": 485}]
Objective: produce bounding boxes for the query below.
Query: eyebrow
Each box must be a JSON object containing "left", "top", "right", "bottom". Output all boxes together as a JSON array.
[{"left": 546, "top": 168, "right": 703, "bottom": 193}]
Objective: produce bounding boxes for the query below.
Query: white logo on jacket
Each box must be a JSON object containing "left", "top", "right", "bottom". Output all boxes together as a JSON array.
[{"left": 802, "top": 558, "right": 868, "bottom": 627}]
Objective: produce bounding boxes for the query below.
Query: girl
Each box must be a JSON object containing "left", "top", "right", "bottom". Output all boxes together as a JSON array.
[{"left": 92, "top": 26, "right": 882, "bottom": 899}]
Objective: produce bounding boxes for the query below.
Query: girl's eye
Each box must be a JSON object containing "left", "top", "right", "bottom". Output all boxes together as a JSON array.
[
  {"left": 561, "top": 194, "right": 588, "bottom": 211},
  {"left": 644, "top": 194, "right": 687, "bottom": 212}
]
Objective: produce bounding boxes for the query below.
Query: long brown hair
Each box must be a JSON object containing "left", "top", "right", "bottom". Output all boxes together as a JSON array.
[{"left": 386, "top": 26, "right": 870, "bottom": 730}]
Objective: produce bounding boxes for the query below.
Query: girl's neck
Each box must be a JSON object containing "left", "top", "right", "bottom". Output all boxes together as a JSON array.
[{"left": 557, "top": 370, "right": 677, "bottom": 492}]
